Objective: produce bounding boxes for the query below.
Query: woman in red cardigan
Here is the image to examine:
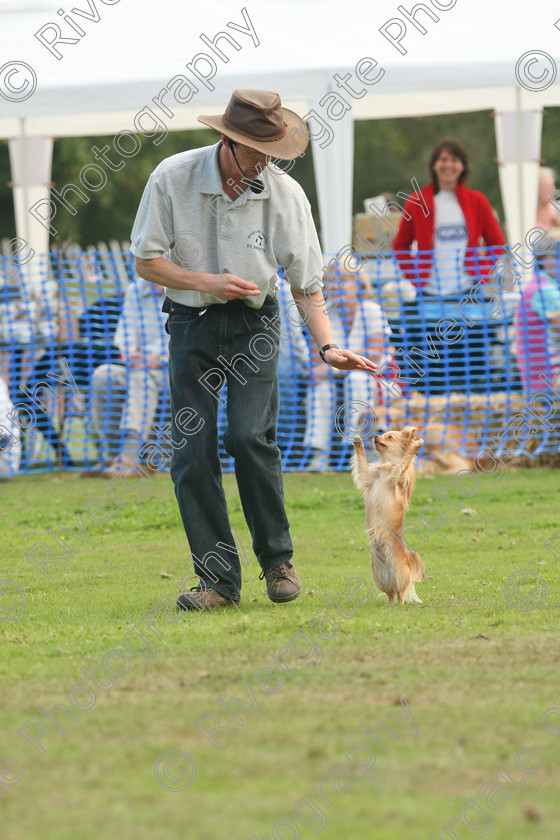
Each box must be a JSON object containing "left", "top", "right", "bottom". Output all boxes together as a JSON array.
[
  {"left": 390, "top": 139, "right": 506, "bottom": 394},
  {"left": 393, "top": 138, "right": 505, "bottom": 296}
]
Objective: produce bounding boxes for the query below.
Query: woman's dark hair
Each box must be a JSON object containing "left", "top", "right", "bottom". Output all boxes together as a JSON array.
[{"left": 430, "top": 138, "right": 470, "bottom": 193}]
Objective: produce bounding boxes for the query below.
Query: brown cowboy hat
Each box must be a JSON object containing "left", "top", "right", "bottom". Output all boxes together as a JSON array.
[{"left": 198, "top": 89, "right": 309, "bottom": 160}]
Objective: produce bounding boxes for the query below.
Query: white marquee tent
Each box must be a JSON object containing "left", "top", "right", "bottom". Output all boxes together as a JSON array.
[{"left": 1, "top": 0, "right": 560, "bottom": 262}]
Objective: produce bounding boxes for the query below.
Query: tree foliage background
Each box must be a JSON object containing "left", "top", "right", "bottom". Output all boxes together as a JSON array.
[{"left": 2, "top": 108, "right": 560, "bottom": 248}]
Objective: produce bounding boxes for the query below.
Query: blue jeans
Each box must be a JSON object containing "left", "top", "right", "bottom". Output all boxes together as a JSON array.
[{"left": 166, "top": 296, "right": 293, "bottom": 602}]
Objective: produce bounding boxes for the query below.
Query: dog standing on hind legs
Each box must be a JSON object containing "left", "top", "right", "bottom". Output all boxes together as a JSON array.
[{"left": 351, "top": 426, "right": 425, "bottom": 605}]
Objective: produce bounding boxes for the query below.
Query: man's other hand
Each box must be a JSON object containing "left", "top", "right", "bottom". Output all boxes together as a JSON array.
[{"left": 204, "top": 273, "right": 261, "bottom": 300}]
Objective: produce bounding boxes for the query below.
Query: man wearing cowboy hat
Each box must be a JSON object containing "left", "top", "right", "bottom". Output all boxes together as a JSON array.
[{"left": 131, "top": 89, "right": 377, "bottom": 611}]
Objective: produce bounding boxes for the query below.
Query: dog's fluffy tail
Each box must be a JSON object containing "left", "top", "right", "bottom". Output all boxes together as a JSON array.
[{"left": 402, "top": 581, "right": 422, "bottom": 603}]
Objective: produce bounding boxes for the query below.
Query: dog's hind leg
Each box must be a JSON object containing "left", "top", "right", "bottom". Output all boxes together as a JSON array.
[{"left": 409, "top": 551, "right": 425, "bottom": 583}]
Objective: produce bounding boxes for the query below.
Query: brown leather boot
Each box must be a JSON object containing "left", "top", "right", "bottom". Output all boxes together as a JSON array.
[
  {"left": 176, "top": 586, "right": 238, "bottom": 612},
  {"left": 260, "top": 562, "right": 302, "bottom": 603}
]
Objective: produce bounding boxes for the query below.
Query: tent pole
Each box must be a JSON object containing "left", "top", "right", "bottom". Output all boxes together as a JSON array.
[
  {"left": 19, "top": 117, "right": 31, "bottom": 250},
  {"left": 516, "top": 87, "right": 524, "bottom": 242}
]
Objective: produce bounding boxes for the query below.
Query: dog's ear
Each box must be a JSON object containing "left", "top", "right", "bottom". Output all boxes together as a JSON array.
[
  {"left": 402, "top": 425, "right": 419, "bottom": 439},
  {"left": 411, "top": 437, "right": 424, "bottom": 455}
]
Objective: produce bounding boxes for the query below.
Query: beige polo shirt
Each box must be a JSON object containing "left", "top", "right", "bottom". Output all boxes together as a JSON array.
[{"left": 130, "top": 142, "right": 324, "bottom": 309}]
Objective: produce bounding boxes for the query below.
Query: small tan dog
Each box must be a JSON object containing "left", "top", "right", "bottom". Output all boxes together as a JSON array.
[
  {"left": 354, "top": 404, "right": 481, "bottom": 475},
  {"left": 351, "top": 426, "right": 425, "bottom": 605}
]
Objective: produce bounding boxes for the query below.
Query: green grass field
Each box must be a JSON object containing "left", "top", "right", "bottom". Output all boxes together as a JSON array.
[{"left": 1, "top": 467, "right": 559, "bottom": 840}]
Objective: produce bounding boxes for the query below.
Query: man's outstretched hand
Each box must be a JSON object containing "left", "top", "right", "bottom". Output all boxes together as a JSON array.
[{"left": 321, "top": 347, "right": 378, "bottom": 372}]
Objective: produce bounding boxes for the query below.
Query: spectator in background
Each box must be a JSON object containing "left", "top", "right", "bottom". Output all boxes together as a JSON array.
[
  {"left": 0, "top": 376, "right": 21, "bottom": 480},
  {"left": 84, "top": 279, "right": 168, "bottom": 476},
  {"left": 392, "top": 138, "right": 505, "bottom": 393},
  {"left": 393, "top": 138, "right": 505, "bottom": 296},
  {"left": 276, "top": 279, "right": 310, "bottom": 459},
  {"left": 1, "top": 271, "right": 76, "bottom": 467},
  {"left": 536, "top": 167, "right": 560, "bottom": 231},
  {"left": 0, "top": 273, "right": 58, "bottom": 405},
  {"left": 17, "top": 293, "right": 122, "bottom": 468},
  {"left": 514, "top": 239, "right": 560, "bottom": 393},
  {"left": 304, "top": 261, "right": 395, "bottom": 470}
]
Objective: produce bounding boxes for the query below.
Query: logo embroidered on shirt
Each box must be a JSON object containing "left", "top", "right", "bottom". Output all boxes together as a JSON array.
[
  {"left": 247, "top": 230, "right": 268, "bottom": 252},
  {"left": 436, "top": 224, "right": 468, "bottom": 242}
]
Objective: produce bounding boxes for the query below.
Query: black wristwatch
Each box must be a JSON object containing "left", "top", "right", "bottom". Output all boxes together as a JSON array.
[{"left": 319, "top": 343, "right": 340, "bottom": 361}]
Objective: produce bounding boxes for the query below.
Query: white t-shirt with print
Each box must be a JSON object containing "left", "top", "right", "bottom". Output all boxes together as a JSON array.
[{"left": 425, "top": 190, "right": 471, "bottom": 296}]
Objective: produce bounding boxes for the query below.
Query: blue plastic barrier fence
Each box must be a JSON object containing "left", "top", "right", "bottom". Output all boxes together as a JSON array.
[{"left": 0, "top": 245, "right": 558, "bottom": 478}]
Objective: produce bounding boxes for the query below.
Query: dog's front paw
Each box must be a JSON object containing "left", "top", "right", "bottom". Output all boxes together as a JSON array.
[{"left": 353, "top": 435, "right": 363, "bottom": 446}]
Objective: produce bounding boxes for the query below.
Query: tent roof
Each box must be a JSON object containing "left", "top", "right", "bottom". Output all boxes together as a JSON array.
[
  {"left": 2, "top": 0, "right": 560, "bottom": 135},
  {"left": 3, "top": 0, "right": 558, "bottom": 258}
]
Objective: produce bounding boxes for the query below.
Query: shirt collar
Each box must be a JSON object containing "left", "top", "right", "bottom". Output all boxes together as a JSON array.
[
  {"left": 199, "top": 141, "right": 270, "bottom": 200},
  {"left": 199, "top": 143, "right": 223, "bottom": 194}
]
